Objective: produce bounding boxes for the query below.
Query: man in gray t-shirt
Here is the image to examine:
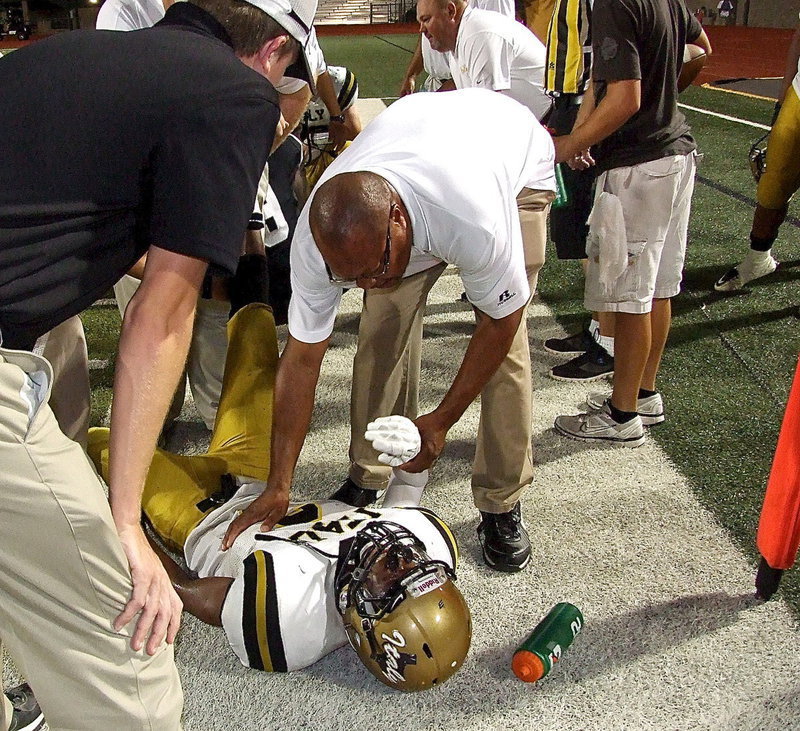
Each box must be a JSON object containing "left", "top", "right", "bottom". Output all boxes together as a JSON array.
[{"left": 551, "top": 0, "right": 710, "bottom": 447}]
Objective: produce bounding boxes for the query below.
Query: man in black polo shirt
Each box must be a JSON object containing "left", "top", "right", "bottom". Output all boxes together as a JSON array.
[
  {"left": 0, "top": 0, "right": 317, "bottom": 727},
  {"left": 551, "top": 0, "right": 710, "bottom": 446}
]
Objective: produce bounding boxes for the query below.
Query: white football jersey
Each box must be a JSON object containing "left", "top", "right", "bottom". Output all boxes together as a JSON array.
[
  {"left": 303, "top": 65, "right": 359, "bottom": 142},
  {"left": 184, "top": 481, "right": 459, "bottom": 672}
]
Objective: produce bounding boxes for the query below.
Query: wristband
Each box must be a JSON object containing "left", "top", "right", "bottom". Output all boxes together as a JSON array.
[{"left": 329, "top": 114, "right": 345, "bottom": 123}]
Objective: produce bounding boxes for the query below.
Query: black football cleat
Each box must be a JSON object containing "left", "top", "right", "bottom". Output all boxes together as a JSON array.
[{"left": 329, "top": 478, "right": 380, "bottom": 507}]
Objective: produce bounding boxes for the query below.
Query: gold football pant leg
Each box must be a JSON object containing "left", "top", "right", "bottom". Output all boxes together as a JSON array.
[
  {"left": 757, "top": 85, "right": 800, "bottom": 212},
  {"left": 87, "top": 304, "right": 278, "bottom": 550}
]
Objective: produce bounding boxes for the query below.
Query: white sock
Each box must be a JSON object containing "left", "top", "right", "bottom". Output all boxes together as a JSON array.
[
  {"left": 381, "top": 468, "right": 429, "bottom": 508},
  {"left": 589, "top": 319, "right": 600, "bottom": 339},
  {"left": 746, "top": 248, "right": 772, "bottom": 264},
  {"left": 597, "top": 333, "right": 615, "bottom": 357}
]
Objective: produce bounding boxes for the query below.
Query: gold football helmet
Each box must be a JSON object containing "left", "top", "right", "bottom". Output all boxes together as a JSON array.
[{"left": 336, "top": 521, "right": 471, "bottom": 692}]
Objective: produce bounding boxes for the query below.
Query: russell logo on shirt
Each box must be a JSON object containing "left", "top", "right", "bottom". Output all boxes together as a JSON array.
[{"left": 498, "top": 290, "right": 517, "bottom": 305}]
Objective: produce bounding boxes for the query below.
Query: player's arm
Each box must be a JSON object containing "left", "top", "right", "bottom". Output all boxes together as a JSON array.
[
  {"left": 401, "top": 305, "right": 524, "bottom": 472},
  {"left": 690, "top": 28, "right": 712, "bottom": 58},
  {"left": 315, "top": 68, "right": 352, "bottom": 147},
  {"left": 554, "top": 78, "right": 640, "bottom": 164},
  {"left": 400, "top": 35, "right": 425, "bottom": 96},
  {"left": 109, "top": 245, "right": 208, "bottom": 654},
  {"left": 222, "top": 334, "right": 330, "bottom": 548},
  {"left": 146, "top": 533, "right": 232, "bottom": 627}
]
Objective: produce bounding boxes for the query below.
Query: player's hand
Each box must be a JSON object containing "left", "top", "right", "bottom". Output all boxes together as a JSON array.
[
  {"left": 365, "top": 415, "right": 421, "bottom": 467},
  {"left": 328, "top": 119, "right": 348, "bottom": 147},
  {"left": 222, "top": 486, "right": 289, "bottom": 550},
  {"left": 397, "top": 412, "right": 447, "bottom": 473},
  {"left": 114, "top": 523, "right": 182, "bottom": 656},
  {"left": 554, "top": 135, "right": 594, "bottom": 169},
  {"left": 399, "top": 75, "right": 416, "bottom": 97}
]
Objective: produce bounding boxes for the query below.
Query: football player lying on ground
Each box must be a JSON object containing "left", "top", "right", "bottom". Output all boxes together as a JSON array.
[{"left": 87, "top": 267, "right": 471, "bottom": 691}]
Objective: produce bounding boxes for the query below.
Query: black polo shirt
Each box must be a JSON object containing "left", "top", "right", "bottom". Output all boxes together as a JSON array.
[{"left": 0, "top": 2, "right": 279, "bottom": 349}]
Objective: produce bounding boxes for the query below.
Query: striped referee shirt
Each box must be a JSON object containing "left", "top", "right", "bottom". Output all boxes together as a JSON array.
[{"left": 545, "top": 0, "right": 592, "bottom": 95}]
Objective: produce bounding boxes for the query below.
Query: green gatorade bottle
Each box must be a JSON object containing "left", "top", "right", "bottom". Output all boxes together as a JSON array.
[
  {"left": 552, "top": 164, "right": 570, "bottom": 209},
  {"left": 511, "top": 602, "right": 584, "bottom": 682}
]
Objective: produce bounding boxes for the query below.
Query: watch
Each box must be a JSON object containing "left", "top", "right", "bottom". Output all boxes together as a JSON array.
[{"left": 329, "top": 114, "right": 345, "bottom": 123}]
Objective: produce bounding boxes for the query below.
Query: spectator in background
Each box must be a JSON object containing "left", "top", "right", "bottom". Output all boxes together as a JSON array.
[
  {"left": 714, "top": 20, "right": 800, "bottom": 293},
  {"left": 717, "top": 0, "right": 734, "bottom": 26},
  {"left": 552, "top": 0, "right": 710, "bottom": 446}
]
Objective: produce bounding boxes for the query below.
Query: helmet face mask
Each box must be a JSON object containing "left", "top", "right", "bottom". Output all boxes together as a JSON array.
[
  {"left": 749, "top": 132, "right": 769, "bottom": 182},
  {"left": 336, "top": 521, "right": 472, "bottom": 692}
]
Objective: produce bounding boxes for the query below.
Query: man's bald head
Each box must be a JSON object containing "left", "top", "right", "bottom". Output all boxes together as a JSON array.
[{"left": 310, "top": 172, "right": 393, "bottom": 280}]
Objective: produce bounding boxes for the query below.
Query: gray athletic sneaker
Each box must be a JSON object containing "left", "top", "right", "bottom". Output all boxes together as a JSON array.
[
  {"left": 585, "top": 391, "right": 665, "bottom": 426},
  {"left": 714, "top": 251, "right": 777, "bottom": 292},
  {"left": 554, "top": 402, "right": 645, "bottom": 447}
]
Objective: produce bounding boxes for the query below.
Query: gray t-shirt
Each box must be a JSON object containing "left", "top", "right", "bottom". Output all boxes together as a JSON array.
[{"left": 590, "top": 0, "right": 702, "bottom": 171}]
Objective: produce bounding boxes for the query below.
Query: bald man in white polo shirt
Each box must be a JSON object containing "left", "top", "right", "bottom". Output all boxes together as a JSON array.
[{"left": 220, "top": 89, "right": 556, "bottom": 572}]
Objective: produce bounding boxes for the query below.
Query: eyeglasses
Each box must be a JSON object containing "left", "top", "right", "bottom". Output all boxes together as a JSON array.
[{"left": 326, "top": 203, "right": 395, "bottom": 285}]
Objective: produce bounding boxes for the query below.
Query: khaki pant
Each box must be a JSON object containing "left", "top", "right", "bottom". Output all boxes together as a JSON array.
[
  {"left": 349, "top": 188, "right": 553, "bottom": 513},
  {"left": 0, "top": 347, "right": 183, "bottom": 731},
  {"left": 1, "top": 692, "right": 10, "bottom": 730},
  {"left": 35, "top": 315, "right": 90, "bottom": 448},
  {"left": 115, "top": 275, "right": 228, "bottom": 430}
]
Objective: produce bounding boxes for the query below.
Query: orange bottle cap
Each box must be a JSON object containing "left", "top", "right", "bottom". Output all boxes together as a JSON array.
[{"left": 512, "top": 650, "right": 545, "bottom": 682}]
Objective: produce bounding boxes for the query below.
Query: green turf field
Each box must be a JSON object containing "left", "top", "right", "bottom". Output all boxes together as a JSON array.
[{"left": 82, "top": 33, "right": 799, "bottom": 610}]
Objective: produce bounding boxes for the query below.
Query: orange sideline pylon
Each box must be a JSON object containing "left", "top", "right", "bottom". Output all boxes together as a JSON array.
[{"left": 756, "top": 355, "right": 800, "bottom": 598}]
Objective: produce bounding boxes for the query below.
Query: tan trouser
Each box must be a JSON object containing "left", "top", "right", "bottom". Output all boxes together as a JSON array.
[
  {"left": 1, "top": 689, "right": 11, "bottom": 731},
  {"left": 0, "top": 347, "right": 183, "bottom": 731},
  {"left": 35, "top": 315, "right": 90, "bottom": 448},
  {"left": 115, "top": 275, "right": 227, "bottom": 430},
  {"left": 349, "top": 188, "right": 553, "bottom": 513}
]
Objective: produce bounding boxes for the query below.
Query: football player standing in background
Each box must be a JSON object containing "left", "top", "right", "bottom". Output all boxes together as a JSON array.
[{"left": 715, "top": 19, "right": 800, "bottom": 293}]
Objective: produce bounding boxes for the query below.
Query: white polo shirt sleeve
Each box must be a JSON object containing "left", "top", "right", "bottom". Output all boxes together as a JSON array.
[
  {"left": 430, "top": 203, "right": 529, "bottom": 320},
  {"left": 287, "top": 205, "right": 344, "bottom": 343},
  {"left": 459, "top": 30, "right": 514, "bottom": 92}
]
